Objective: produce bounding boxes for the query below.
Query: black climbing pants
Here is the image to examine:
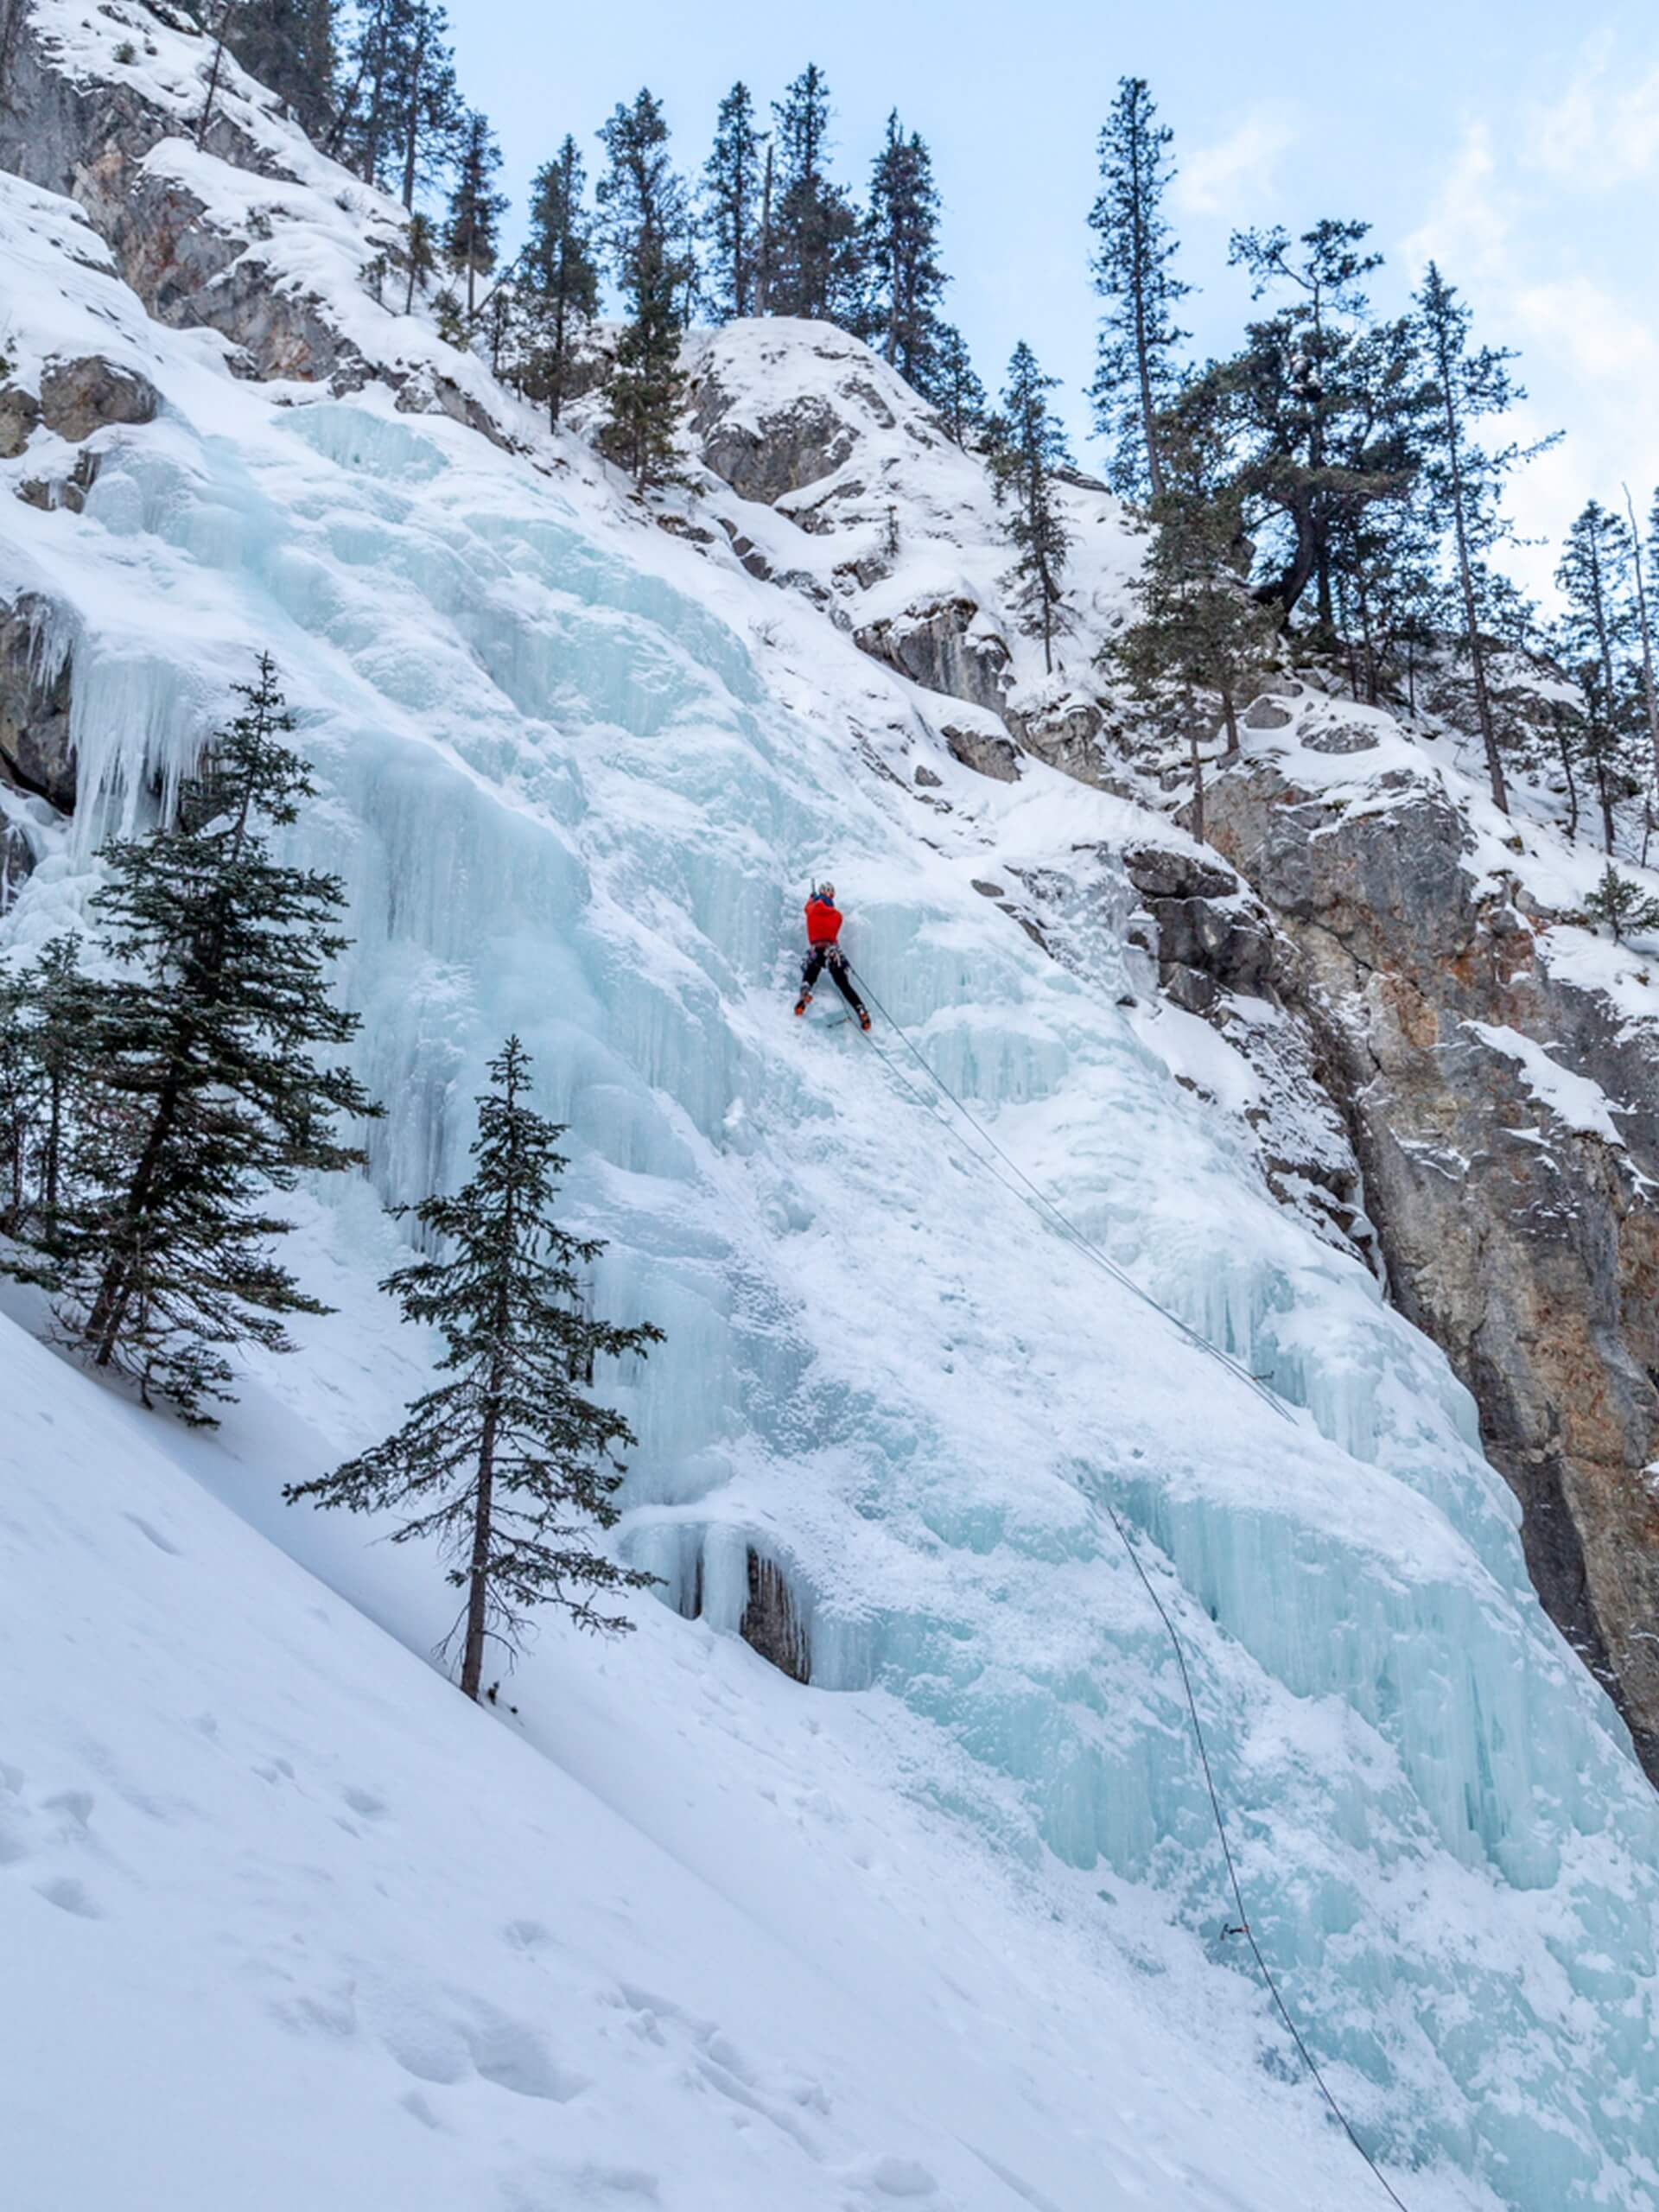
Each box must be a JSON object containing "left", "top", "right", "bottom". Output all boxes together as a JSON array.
[{"left": 801, "top": 945, "right": 867, "bottom": 1017}]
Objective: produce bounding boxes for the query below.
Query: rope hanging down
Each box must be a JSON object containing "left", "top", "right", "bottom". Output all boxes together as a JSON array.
[
  {"left": 843, "top": 961, "right": 1412, "bottom": 2212},
  {"left": 845, "top": 963, "right": 1290, "bottom": 1424}
]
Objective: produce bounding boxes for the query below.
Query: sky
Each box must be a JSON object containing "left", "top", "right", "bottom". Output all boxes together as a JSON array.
[{"left": 446, "top": 0, "right": 1659, "bottom": 600}]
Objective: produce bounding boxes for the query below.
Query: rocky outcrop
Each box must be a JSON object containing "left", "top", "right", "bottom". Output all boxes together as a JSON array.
[
  {"left": 37, "top": 353, "right": 159, "bottom": 442},
  {"left": 855, "top": 597, "right": 1013, "bottom": 721},
  {"left": 0, "top": 10, "right": 504, "bottom": 442},
  {"left": 1208, "top": 754, "right": 1659, "bottom": 1777},
  {"left": 0, "top": 597, "right": 76, "bottom": 812}
]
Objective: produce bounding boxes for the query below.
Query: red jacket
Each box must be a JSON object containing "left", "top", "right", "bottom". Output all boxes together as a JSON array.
[{"left": 804, "top": 895, "right": 843, "bottom": 945}]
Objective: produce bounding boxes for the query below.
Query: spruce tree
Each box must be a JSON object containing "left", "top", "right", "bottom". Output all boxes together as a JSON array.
[
  {"left": 1415, "top": 261, "right": 1555, "bottom": 815},
  {"left": 1555, "top": 500, "right": 1638, "bottom": 854},
  {"left": 702, "top": 81, "right": 766, "bottom": 321},
  {"left": 1106, "top": 395, "right": 1278, "bottom": 841},
  {"left": 0, "top": 960, "right": 39, "bottom": 1237},
  {"left": 1584, "top": 864, "right": 1659, "bottom": 943},
  {"left": 516, "top": 137, "right": 601, "bottom": 429},
  {"left": 864, "top": 112, "right": 946, "bottom": 388},
  {"left": 596, "top": 90, "right": 690, "bottom": 487},
  {"left": 329, "top": 0, "right": 403, "bottom": 181},
  {"left": 1088, "top": 77, "right": 1190, "bottom": 503},
  {"left": 41, "top": 655, "right": 377, "bottom": 1420},
  {"left": 285, "top": 1036, "right": 664, "bottom": 1700},
  {"left": 767, "top": 65, "right": 861, "bottom": 324},
  {"left": 926, "top": 323, "right": 987, "bottom": 447},
  {"left": 225, "top": 0, "right": 340, "bottom": 140},
  {"left": 987, "top": 343, "right": 1073, "bottom": 674},
  {"left": 403, "top": 208, "right": 437, "bottom": 311},
  {"left": 1627, "top": 485, "right": 1659, "bottom": 791},
  {"left": 444, "top": 108, "right": 507, "bottom": 321},
  {"left": 331, "top": 0, "right": 461, "bottom": 207}
]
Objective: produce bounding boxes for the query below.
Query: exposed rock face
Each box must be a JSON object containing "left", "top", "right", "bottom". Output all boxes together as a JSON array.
[
  {"left": 855, "top": 597, "right": 1013, "bottom": 721},
  {"left": 741, "top": 1550, "right": 810, "bottom": 1684},
  {"left": 38, "top": 353, "right": 159, "bottom": 442},
  {"left": 1, "top": 11, "right": 504, "bottom": 442},
  {"left": 0, "top": 597, "right": 76, "bottom": 812},
  {"left": 1208, "top": 756, "right": 1659, "bottom": 1777}
]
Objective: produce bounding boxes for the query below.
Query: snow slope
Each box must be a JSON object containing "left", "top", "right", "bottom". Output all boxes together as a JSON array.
[{"left": 3, "top": 25, "right": 1659, "bottom": 2203}]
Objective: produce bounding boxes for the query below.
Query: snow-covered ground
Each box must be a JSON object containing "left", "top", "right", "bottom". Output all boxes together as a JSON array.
[{"left": 4, "top": 16, "right": 1659, "bottom": 2204}]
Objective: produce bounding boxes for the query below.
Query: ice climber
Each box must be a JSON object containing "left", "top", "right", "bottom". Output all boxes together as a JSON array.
[{"left": 794, "top": 881, "right": 871, "bottom": 1030}]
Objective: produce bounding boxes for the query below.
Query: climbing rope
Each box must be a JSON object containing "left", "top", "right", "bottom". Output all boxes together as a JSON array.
[
  {"left": 843, "top": 960, "right": 1413, "bottom": 2212},
  {"left": 1103, "top": 1497, "right": 1413, "bottom": 2212},
  {"left": 845, "top": 962, "right": 1291, "bottom": 1424}
]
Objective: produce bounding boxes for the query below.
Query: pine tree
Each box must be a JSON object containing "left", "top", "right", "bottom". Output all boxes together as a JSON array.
[
  {"left": 403, "top": 208, "right": 437, "bottom": 311},
  {"left": 596, "top": 90, "right": 690, "bottom": 487},
  {"left": 1555, "top": 500, "right": 1639, "bottom": 854},
  {"left": 1088, "top": 77, "right": 1190, "bottom": 503},
  {"left": 926, "top": 323, "right": 987, "bottom": 447},
  {"left": 864, "top": 112, "right": 946, "bottom": 388},
  {"left": 515, "top": 137, "right": 601, "bottom": 429},
  {"left": 0, "top": 960, "right": 40, "bottom": 1237},
  {"left": 444, "top": 108, "right": 506, "bottom": 321},
  {"left": 1223, "top": 222, "right": 1429, "bottom": 636},
  {"left": 284, "top": 1036, "right": 664, "bottom": 1700},
  {"left": 1584, "top": 864, "right": 1659, "bottom": 942},
  {"left": 1415, "top": 261, "right": 1556, "bottom": 816},
  {"left": 1106, "top": 393, "right": 1278, "bottom": 840},
  {"left": 987, "top": 343, "right": 1073, "bottom": 674},
  {"left": 331, "top": 0, "right": 461, "bottom": 207},
  {"left": 701, "top": 81, "right": 766, "bottom": 321},
  {"left": 38, "top": 655, "right": 377, "bottom": 1420},
  {"left": 225, "top": 0, "right": 340, "bottom": 140},
  {"left": 1630, "top": 484, "right": 1659, "bottom": 792},
  {"left": 767, "top": 65, "right": 861, "bottom": 324}
]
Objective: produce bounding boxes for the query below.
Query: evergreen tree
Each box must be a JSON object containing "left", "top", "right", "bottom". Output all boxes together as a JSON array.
[
  {"left": 331, "top": 0, "right": 461, "bottom": 207},
  {"left": 925, "top": 323, "right": 987, "bottom": 446},
  {"left": 767, "top": 65, "right": 861, "bottom": 324},
  {"left": 1631, "top": 484, "right": 1659, "bottom": 791},
  {"left": 391, "top": 0, "right": 461, "bottom": 211},
  {"left": 444, "top": 107, "right": 507, "bottom": 321},
  {"left": 1415, "top": 260, "right": 1555, "bottom": 815},
  {"left": 403, "top": 207, "right": 437, "bottom": 311},
  {"left": 1088, "top": 77, "right": 1190, "bottom": 502},
  {"left": 1555, "top": 499, "right": 1638, "bottom": 854},
  {"left": 864, "top": 111, "right": 946, "bottom": 388},
  {"left": 285, "top": 1036, "right": 664, "bottom": 1700},
  {"left": 596, "top": 90, "right": 690, "bottom": 487},
  {"left": 35, "top": 656, "right": 377, "bottom": 1420},
  {"left": 1223, "top": 221, "right": 1428, "bottom": 634},
  {"left": 0, "top": 960, "right": 40, "bottom": 1237},
  {"left": 701, "top": 81, "right": 766, "bottom": 321},
  {"left": 1584, "top": 863, "right": 1659, "bottom": 943},
  {"left": 987, "top": 343, "right": 1073, "bottom": 674},
  {"left": 225, "top": 0, "right": 340, "bottom": 140},
  {"left": 515, "top": 137, "right": 601, "bottom": 429},
  {"left": 329, "top": 0, "right": 403, "bottom": 181},
  {"left": 1106, "top": 392, "right": 1278, "bottom": 840}
]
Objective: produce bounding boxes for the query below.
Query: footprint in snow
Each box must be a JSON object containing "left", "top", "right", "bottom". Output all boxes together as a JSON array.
[{"left": 35, "top": 1875, "right": 102, "bottom": 1919}]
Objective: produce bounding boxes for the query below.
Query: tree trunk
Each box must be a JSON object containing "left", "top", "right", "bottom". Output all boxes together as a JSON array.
[
  {"left": 196, "top": 5, "right": 232, "bottom": 149},
  {"left": 88, "top": 1071, "right": 181, "bottom": 1365},
  {"left": 1128, "top": 118, "right": 1165, "bottom": 503},
  {"left": 460, "top": 1402, "right": 497, "bottom": 1700},
  {"left": 757, "top": 144, "right": 772, "bottom": 315},
  {"left": 400, "top": 18, "right": 428, "bottom": 213},
  {"left": 1188, "top": 725, "right": 1205, "bottom": 844},
  {"left": 1557, "top": 721, "right": 1579, "bottom": 844},
  {"left": 1625, "top": 485, "right": 1659, "bottom": 789},
  {"left": 1219, "top": 688, "right": 1240, "bottom": 762},
  {"left": 1435, "top": 340, "right": 1508, "bottom": 812}
]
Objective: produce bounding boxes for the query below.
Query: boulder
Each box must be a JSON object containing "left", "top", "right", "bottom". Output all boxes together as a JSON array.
[
  {"left": 942, "top": 723, "right": 1020, "bottom": 783},
  {"left": 38, "top": 354, "right": 158, "bottom": 442}
]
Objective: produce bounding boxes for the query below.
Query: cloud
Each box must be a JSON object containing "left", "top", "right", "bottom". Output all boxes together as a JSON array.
[
  {"left": 1526, "top": 49, "right": 1659, "bottom": 186},
  {"left": 1173, "top": 113, "right": 1294, "bottom": 219},
  {"left": 1400, "top": 123, "right": 1508, "bottom": 283}
]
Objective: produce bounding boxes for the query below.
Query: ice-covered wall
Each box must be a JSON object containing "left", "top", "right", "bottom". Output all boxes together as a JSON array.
[{"left": 4, "top": 168, "right": 1659, "bottom": 2209}]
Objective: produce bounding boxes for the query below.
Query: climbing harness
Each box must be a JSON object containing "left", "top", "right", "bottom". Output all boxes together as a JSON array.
[{"left": 844, "top": 959, "right": 1414, "bottom": 2212}]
